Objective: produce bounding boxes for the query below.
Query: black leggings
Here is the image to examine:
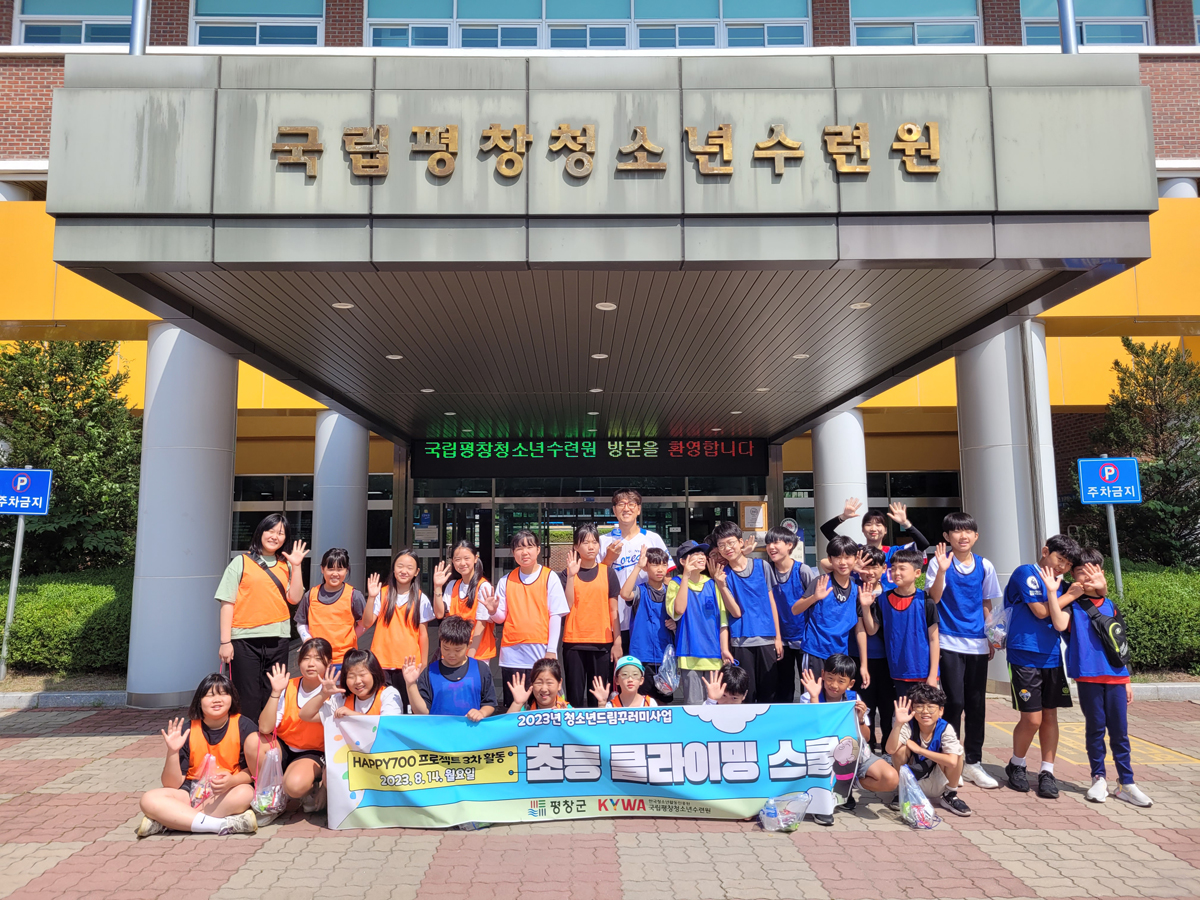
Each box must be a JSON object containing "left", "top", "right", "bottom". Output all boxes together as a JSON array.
[
  {"left": 230, "top": 635, "right": 290, "bottom": 721},
  {"left": 563, "top": 644, "right": 612, "bottom": 708},
  {"left": 857, "top": 656, "right": 895, "bottom": 749},
  {"left": 731, "top": 644, "right": 779, "bottom": 704}
]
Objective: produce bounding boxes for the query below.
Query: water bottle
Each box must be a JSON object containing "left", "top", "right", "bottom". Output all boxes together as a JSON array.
[{"left": 759, "top": 797, "right": 780, "bottom": 831}]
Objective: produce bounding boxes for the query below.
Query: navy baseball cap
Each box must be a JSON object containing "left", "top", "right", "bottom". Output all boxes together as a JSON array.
[{"left": 676, "top": 540, "right": 711, "bottom": 564}]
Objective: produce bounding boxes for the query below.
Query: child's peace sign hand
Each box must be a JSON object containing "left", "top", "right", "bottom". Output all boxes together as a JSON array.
[
  {"left": 267, "top": 662, "right": 290, "bottom": 696},
  {"left": 508, "top": 672, "right": 531, "bottom": 707},
  {"left": 367, "top": 572, "right": 382, "bottom": 600},
  {"left": 282, "top": 539, "right": 310, "bottom": 568},
  {"left": 433, "top": 560, "right": 452, "bottom": 593},
  {"left": 320, "top": 668, "right": 340, "bottom": 698},
  {"left": 894, "top": 696, "right": 914, "bottom": 725},
  {"left": 703, "top": 671, "right": 726, "bottom": 702},
  {"left": 566, "top": 550, "right": 582, "bottom": 578},
  {"left": 161, "top": 718, "right": 187, "bottom": 753},
  {"left": 710, "top": 560, "right": 728, "bottom": 586},
  {"left": 934, "top": 542, "right": 952, "bottom": 570},
  {"left": 800, "top": 668, "right": 821, "bottom": 700},
  {"left": 887, "top": 501, "right": 911, "bottom": 528},
  {"left": 814, "top": 575, "right": 832, "bottom": 600},
  {"left": 401, "top": 656, "right": 421, "bottom": 686},
  {"left": 590, "top": 676, "right": 611, "bottom": 706},
  {"left": 840, "top": 497, "right": 863, "bottom": 521}
]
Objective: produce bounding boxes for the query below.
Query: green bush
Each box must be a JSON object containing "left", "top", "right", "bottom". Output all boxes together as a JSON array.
[
  {"left": 6, "top": 566, "right": 132, "bottom": 673},
  {"left": 1110, "top": 562, "right": 1200, "bottom": 673}
]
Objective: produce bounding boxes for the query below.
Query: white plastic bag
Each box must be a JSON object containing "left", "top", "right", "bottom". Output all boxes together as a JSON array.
[
  {"left": 985, "top": 605, "right": 1011, "bottom": 650},
  {"left": 758, "top": 792, "right": 808, "bottom": 832},
  {"left": 252, "top": 741, "right": 287, "bottom": 817},
  {"left": 189, "top": 753, "right": 217, "bottom": 808},
  {"left": 654, "top": 644, "right": 680, "bottom": 695},
  {"left": 897, "top": 765, "right": 941, "bottom": 830}
]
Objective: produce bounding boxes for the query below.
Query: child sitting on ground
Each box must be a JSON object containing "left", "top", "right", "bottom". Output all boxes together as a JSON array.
[
  {"left": 799, "top": 653, "right": 900, "bottom": 825},
  {"left": 403, "top": 615, "right": 497, "bottom": 720},
  {"left": 591, "top": 655, "right": 658, "bottom": 708},
  {"left": 887, "top": 684, "right": 972, "bottom": 818}
]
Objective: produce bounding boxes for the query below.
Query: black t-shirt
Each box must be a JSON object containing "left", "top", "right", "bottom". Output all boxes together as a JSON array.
[
  {"left": 178, "top": 715, "right": 258, "bottom": 775},
  {"left": 415, "top": 658, "right": 498, "bottom": 711},
  {"left": 559, "top": 564, "right": 622, "bottom": 649}
]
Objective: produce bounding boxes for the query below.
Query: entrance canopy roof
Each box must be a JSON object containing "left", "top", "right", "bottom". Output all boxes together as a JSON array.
[{"left": 48, "top": 50, "right": 1157, "bottom": 444}]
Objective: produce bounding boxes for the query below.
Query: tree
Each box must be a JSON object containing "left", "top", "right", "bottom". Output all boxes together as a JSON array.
[
  {"left": 1087, "top": 337, "right": 1200, "bottom": 566},
  {"left": 0, "top": 341, "right": 142, "bottom": 574}
]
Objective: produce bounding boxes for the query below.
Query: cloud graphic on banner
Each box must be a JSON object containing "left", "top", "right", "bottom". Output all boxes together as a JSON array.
[{"left": 685, "top": 704, "right": 770, "bottom": 734}]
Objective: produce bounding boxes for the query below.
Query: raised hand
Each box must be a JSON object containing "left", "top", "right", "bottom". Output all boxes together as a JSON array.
[
  {"left": 814, "top": 575, "right": 833, "bottom": 600},
  {"left": 161, "top": 717, "right": 187, "bottom": 753},
  {"left": 320, "top": 668, "right": 340, "bottom": 699},
  {"left": 401, "top": 655, "right": 421, "bottom": 686},
  {"left": 267, "top": 662, "right": 290, "bottom": 696},
  {"left": 840, "top": 497, "right": 863, "bottom": 521},
  {"left": 477, "top": 581, "right": 498, "bottom": 614},
  {"left": 1039, "top": 565, "right": 1063, "bottom": 596},
  {"left": 508, "top": 672, "right": 532, "bottom": 708},
  {"left": 685, "top": 554, "right": 707, "bottom": 579},
  {"left": 853, "top": 549, "right": 870, "bottom": 573},
  {"left": 893, "top": 696, "right": 914, "bottom": 726},
  {"left": 1080, "top": 562, "right": 1105, "bottom": 592},
  {"left": 590, "top": 676, "right": 612, "bottom": 706},
  {"left": 367, "top": 572, "right": 382, "bottom": 600},
  {"left": 710, "top": 560, "right": 728, "bottom": 586},
  {"left": 433, "top": 560, "right": 452, "bottom": 593},
  {"left": 565, "top": 549, "right": 582, "bottom": 578},
  {"left": 800, "top": 668, "right": 821, "bottom": 699},
  {"left": 703, "top": 671, "right": 726, "bottom": 702},
  {"left": 636, "top": 545, "right": 648, "bottom": 570},
  {"left": 282, "top": 539, "right": 310, "bottom": 568},
  {"left": 887, "top": 501, "right": 911, "bottom": 527},
  {"left": 934, "top": 542, "right": 952, "bottom": 571}
]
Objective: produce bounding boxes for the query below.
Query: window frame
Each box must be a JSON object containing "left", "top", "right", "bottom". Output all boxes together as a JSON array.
[
  {"left": 1020, "top": 16, "right": 1150, "bottom": 46},
  {"left": 850, "top": 16, "right": 981, "bottom": 46},
  {"left": 190, "top": 0, "right": 325, "bottom": 48},
  {"left": 635, "top": 20, "right": 719, "bottom": 48},
  {"left": 723, "top": 19, "right": 810, "bottom": 47},
  {"left": 367, "top": 20, "right": 454, "bottom": 47},
  {"left": 458, "top": 21, "right": 544, "bottom": 48},
  {"left": 16, "top": 14, "right": 132, "bottom": 45}
]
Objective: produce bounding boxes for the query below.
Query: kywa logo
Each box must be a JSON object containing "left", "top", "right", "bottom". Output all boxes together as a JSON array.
[{"left": 598, "top": 798, "right": 646, "bottom": 812}]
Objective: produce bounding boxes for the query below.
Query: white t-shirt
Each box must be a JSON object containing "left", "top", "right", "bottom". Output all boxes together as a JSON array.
[
  {"left": 441, "top": 579, "right": 494, "bottom": 615},
  {"left": 480, "top": 565, "right": 569, "bottom": 669},
  {"left": 924, "top": 555, "right": 1001, "bottom": 655},
  {"left": 372, "top": 591, "right": 435, "bottom": 625},
  {"left": 319, "top": 685, "right": 404, "bottom": 721},
  {"left": 598, "top": 527, "right": 676, "bottom": 630},
  {"left": 274, "top": 680, "right": 324, "bottom": 752}
]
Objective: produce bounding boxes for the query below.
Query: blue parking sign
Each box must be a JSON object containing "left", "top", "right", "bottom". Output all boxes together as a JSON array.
[
  {"left": 0, "top": 469, "right": 52, "bottom": 516},
  {"left": 1077, "top": 457, "right": 1141, "bottom": 505}
]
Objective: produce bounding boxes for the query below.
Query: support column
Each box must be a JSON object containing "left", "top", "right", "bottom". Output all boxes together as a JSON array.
[
  {"left": 127, "top": 324, "right": 238, "bottom": 708},
  {"left": 1159, "top": 177, "right": 1199, "bottom": 199},
  {"left": 392, "top": 440, "right": 411, "bottom": 555},
  {"left": 811, "top": 410, "right": 868, "bottom": 559},
  {"left": 311, "top": 411, "right": 369, "bottom": 585},
  {"left": 766, "top": 444, "right": 785, "bottom": 531},
  {"left": 956, "top": 320, "right": 1059, "bottom": 684}
]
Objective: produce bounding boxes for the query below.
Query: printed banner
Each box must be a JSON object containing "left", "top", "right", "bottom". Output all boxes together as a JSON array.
[{"left": 325, "top": 703, "right": 859, "bottom": 829}]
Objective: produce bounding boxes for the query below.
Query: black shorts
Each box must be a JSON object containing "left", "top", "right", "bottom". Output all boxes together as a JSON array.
[
  {"left": 281, "top": 744, "right": 325, "bottom": 772},
  {"left": 1010, "top": 663, "right": 1073, "bottom": 713}
]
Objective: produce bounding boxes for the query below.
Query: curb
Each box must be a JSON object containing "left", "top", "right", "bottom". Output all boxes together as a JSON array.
[
  {"left": 1129, "top": 682, "right": 1200, "bottom": 701},
  {"left": 0, "top": 691, "right": 128, "bottom": 709}
]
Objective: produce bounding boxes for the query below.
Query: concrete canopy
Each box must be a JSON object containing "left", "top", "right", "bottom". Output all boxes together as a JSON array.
[{"left": 48, "top": 50, "right": 1157, "bottom": 444}]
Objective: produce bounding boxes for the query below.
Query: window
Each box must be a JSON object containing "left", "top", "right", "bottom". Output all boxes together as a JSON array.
[
  {"left": 637, "top": 23, "right": 717, "bottom": 46},
  {"left": 192, "top": 0, "right": 323, "bottom": 46},
  {"left": 850, "top": 0, "right": 979, "bottom": 45},
  {"left": 460, "top": 24, "right": 539, "bottom": 46},
  {"left": 1020, "top": 0, "right": 1149, "bottom": 45},
  {"left": 18, "top": 0, "right": 131, "bottom": 45},
  {"left": 549, "top": 24, "right": 628, "bottom": 46}
]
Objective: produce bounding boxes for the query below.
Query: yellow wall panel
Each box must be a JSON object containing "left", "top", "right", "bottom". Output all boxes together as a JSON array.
[
  {"left": 53, "top": 263, "right": 157, "bottom": 322},
  {"left": 1041, "top": 267, "right": 1139, "bottom": 319},
  {"left": 114, "top": 340, "right": 147, "bottom": 409},
  {"left": 866, "top": 434, "right": 960, "bottom": 471},
  {"left": 263, "top": 376, "right": 323, "bottom": 410},
  {"left": 1129, "top": 199, "right": 1200, "bottom": 318},
  {"left": 0, "top": 203, "right": 56, "bottom": 319},
  {"left": 862, "top": 359, "right": 957, "bottom": 409},
  {"left": 370, "top": 438, "right": 393, "bottom": 472},
  {"left": 782, "top": 436, "right": 812, "bottom": 471}
]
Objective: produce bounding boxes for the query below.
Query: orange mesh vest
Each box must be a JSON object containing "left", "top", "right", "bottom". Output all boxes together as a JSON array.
[
  {"left": 231, "top": 555, "right": 292, "bottom": 629},
  {"left": 186, "top": 714, "right": 243, "bottom": 779},
  {"left": 563, "top": 565, "right": 613, "bottom": 644},
  {"left": 343, "top": 688, "right": 385, "bottom": 715},
  {"left": 276, "top": 678, "right": 325, "bottom": 751},
  {"left": 501, "top": 567, "right": 551, "bottom": 647},
  {"left": 307, "top": 584, "right": 358, "bottom": 664},
  {"left": 371, "top": 585, "right": 423, "bottom": 668},
  {"left": 449, "top": 578, "right": 496, "bottom": 660}
]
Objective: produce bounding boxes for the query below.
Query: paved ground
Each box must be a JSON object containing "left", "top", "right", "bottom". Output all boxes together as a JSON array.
[{"left": 0, "top": 697, "right": 1198, "bottom": 900}]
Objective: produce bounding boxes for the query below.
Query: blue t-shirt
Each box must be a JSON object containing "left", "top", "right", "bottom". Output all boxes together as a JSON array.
[
  {"left": 803, "top": 576, "right": 859, "bottom": 661},
  {"left": 1003, "top": 564, "right": 1064, "bottom": 669},
  {"left": 1065, "top": 596, "right": 1130, "bottom": 681},
  {"left": 772, "top": 561, "right": 813, "bottom": 646}
]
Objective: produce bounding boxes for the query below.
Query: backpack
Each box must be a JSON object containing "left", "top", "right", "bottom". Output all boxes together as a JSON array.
[{"left": 1075, "top": 596, "right": 1131, "bottom": 669}]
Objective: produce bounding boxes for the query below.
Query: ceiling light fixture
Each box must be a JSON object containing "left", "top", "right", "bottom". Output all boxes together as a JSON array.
[
  {"left": 591, "top": 353, "right": 609, "bottom": 359},
  {"left": 849, "top": 301, "right": 872, "bottom": 310},
  {"left": 589, "top": 388, "right": 603, "bottom": 393},
  {"left": 444, "top": 411, "right": 456, "bottom": 416},
  {"left": 331, "top": 302, "right": 355, "bottom": 310},
  {"left": 756, "top": 387, "right": 769, "bottom": 392},
  {"left": 595, "top": 302, "right": 617, "bottom": 311},
  {"left": 385, "top": 354, "right": 403, "bottom": 360},
  {"left": 792, "top": 353, "right": 810, "bottom": 360},
  {"left": 731, "top": 411, "right": 742, "bottom": 415},
  {"left": 712, "top": 427, "right": 722, "bottom": 432},
  {"left": 420, "top": 388, "right": 435, "bottom": 393},
  {"left": 587, "top": 411, "right": 600, "bottom": 416}
]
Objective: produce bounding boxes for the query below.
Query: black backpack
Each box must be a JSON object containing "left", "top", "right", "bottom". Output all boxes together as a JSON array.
[{"left": 1075, "top": 596, "right": 1131, "bottom": 669}]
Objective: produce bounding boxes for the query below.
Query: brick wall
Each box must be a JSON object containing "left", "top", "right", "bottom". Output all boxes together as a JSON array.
[
  {"left": 150, "top": 0, "right": 190, "bottom": 46},
  {"left": 1051, "top": 411, "right": 1106, "bottom": 515},
  {"left": 1140, "top": 56, "right": 1200, "bottom": 158},
  {"left": 982, "top": 0, "right": 1022, "bottom": 45},
  {"left": 0, "top": 57, "right": 63, "bottom": 158},
  {"left": 811, "top": 0, "right": 850, "bottom": 47},
  {"left": 1153, "top": 0, "right": 1197, "bottom": 46},
  {"left": 0, "top": 0, "right": 12, "bottom": 45},
  {"left": 324, "top": 0, "right": 362, "bottom": 47}
]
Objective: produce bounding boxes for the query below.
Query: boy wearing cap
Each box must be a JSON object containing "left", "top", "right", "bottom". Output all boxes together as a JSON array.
[
  {"left": 591, "top": 656, "right": 658, "bottom": 708},
  {"left": 667, "top": 540, "right": 740, "bottom": 706}
]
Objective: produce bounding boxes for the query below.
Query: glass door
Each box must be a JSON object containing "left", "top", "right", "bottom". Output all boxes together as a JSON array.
[{"left": 494, "top": 502, "right": 541, "bottom": 581}]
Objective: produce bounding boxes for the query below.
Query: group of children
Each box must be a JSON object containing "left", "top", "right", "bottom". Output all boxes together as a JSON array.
[{"left": 141, "top": 492, "right": 1151, "bottom": 837}]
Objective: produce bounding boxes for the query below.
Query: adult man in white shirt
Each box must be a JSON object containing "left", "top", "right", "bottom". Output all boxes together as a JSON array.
[{"left": 599, "top": 488, "right": 676, "bottom": 653}]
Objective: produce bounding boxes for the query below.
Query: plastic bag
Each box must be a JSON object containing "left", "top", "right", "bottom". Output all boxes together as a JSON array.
[
  {"left": 252, "top": 742, "right": 287, "bottom": 817},
  {"left": 985, "top": 605, "right": 1011, "bottom": 650},
  {"left": 758, "top": 792, "right": 808, "bottom": 832},
  {"left": 654, "top": 644, "right": 680, "bottom": 695},
  {"left": 189, "top": 753, "right": 217, "bottom": 808},
  {"left": 897, "top": 765, "right": 941, "bottom": 830}
]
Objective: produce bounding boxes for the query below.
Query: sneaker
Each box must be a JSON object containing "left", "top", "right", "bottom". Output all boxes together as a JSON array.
[
  {"left": 135, "top": 815, "right": 167, "bottom": 838},
  {"left": 1114, "top": 783, "right": 1153, "bottom": 808},
  {"left": 1085, "top": 776, "right": 1108, "bottom": 803},
  {"left": 963, "top": 762, "right": 999, "bottom": 789},
  {"left": 302, "top": 782, "right": 327, "bottom": 813},
  {"left": 218, "top": 810, "right": 258, "bottom": 836},
  {"left": 887, "top": 793, "right": 901, "bottom": 811},
  {"left": 812, "top": 813, "right": 834, "bottom": 826},
  {"left": 1037, "top": 771, "right": 1060, "bottom": 799},
  {"left": 1005, "top": 761, "right": 1029, "bottom": 793},
  {"left": 841, "top": 792, "right": 857, "bottom": 812},
  {"left": 938, "top": 790, "right": 973, "bottom": 817}
]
